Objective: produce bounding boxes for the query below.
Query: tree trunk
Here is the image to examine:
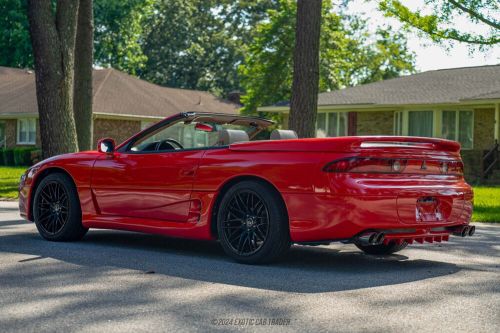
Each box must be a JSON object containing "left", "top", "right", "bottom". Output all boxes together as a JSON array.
[
  {"left": 27, "top": 0, "right": 79, "bottom": 159},
  {"left": 288, "top": 0, "right": 322, "bottom": 138},
  {"left": 74, "top": 0, "right": 94, "bottom": 151}
]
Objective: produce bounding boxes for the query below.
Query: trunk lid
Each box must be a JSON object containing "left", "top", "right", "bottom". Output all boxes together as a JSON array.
[{"left": 230, "top": 136, "right": 461, "bottom": 157}]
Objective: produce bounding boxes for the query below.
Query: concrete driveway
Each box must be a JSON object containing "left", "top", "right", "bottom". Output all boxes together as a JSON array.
[{"left": 0, "top": 201, "right": 499, "bottom": 332}]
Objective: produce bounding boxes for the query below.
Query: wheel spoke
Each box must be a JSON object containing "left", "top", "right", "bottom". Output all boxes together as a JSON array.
[
  {"left": 235, "top": 194, "right": 248, "bottom": 213},
  {"left": 236, "top": 232, "right": 245, "bottom": 252},
  {"left": 228, "top": 203, "right": 246, "bottom": 218}
]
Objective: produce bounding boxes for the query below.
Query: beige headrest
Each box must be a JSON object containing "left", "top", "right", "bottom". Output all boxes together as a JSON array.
[
  {"left": 270, "top": 129, "right": 298, "bottom": 140},
  {"left": 218, "top": 129, "right": 249, "bottom": 145}
]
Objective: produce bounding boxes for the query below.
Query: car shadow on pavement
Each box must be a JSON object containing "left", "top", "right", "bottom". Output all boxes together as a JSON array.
[{"left": 0, "top": 226, "right": 463, "bottom": 294}]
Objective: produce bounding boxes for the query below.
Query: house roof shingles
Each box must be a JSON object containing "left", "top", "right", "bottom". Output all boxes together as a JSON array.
[
  {"left": 316, "top": 65, "right": 500, "bottom": 106},
  {"left": 0, "top": 66, "right": 239, "bottom": 118},
  {"left": 259, "top": 65, "right": 500, "bottom": 109}
]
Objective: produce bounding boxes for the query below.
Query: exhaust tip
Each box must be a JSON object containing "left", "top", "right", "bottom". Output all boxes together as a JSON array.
[
  {"left": 368, "top": 233, "right": 377, "bottom": 244},
  {"left": 375, "top": 232, "right": 385, "bottom": 245},
  {"left": 356, "top": 231, "right": 384, "bottom": 246},
  {"left": 468, "top": 225, "right": 475, "bottom": 236},
  {"left": 461, "top": 226, "right": 469, "bottom": 237}
]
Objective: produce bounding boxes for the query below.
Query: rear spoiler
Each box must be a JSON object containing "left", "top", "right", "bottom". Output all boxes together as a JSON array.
[{"left": 351, "top": 136, "right": 461, "bottom": 153}]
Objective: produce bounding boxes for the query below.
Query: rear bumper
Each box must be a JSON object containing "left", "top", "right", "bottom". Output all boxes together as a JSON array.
[
  {"left": 377, "top": 224, "right": 475, "bottom": 245},
  {"left": 284, "top": 183, "right": 473, "bottom": 243}
]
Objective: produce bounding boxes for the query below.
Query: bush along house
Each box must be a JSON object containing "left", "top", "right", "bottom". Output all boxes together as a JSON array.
[
  {"left": 259, "top": 65, "right": 500, "bottom": 184},
  {"left": 0, "top": 66, "right": 239, "bottom": 166}
]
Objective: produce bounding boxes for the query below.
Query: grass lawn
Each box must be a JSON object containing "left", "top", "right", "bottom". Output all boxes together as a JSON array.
[
  {"left": 0, "top": 166, "right": 28, "bottom": 200},
  {"left": 472, "top": 187, "right": 500, "bottom": 223},
  {"left": 0, "top": 166, "right": 499, "bottom": 221}
]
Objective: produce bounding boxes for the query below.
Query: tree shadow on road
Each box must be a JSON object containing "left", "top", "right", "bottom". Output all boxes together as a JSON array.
[
  {"left": 0, "top": 226, "right": 463, "bottom": 293},
  {"left": 0, "top": 219, "right": 28, "bottom": 227}
]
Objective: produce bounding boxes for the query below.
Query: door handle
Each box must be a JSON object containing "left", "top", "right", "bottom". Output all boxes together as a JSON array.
[{"left": 180, "top": 168, "right": 196, "bottom": 177}]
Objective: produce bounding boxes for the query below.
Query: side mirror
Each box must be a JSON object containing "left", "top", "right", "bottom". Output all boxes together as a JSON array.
[
  {"left": 194, "top": 122, "right": 215, "bottom": 132},
  {"left": 97, "top": 138, "right": 115, "bottom": 154}
]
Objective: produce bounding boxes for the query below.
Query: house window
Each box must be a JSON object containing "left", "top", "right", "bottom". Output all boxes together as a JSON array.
[
  {"left": 408, "top": 111, "right": 433, "bottom": 137},
  {"left": 141, "top": 121, "right": 155, "bottom": 130},
  {"left": 316, "top": 112, "right": 347, "bottom": 137},
  {"left": 442, "top": 110, "right": 473, "bottom": 149},
  {"left": 394, "top": 110, "right": 433, "bottom": 137},
  {"left": 17, "top": 118, "right": 37, "bottom": 145},
  {"left": 394, "top": 110, "right": 474, "bottom": 149}
]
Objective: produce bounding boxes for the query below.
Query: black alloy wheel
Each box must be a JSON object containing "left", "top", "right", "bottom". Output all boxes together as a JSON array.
[
  {"left": 221, "top": 189, "right": 270, "bottom": 256},
  {"left": 33, "top": 173, "right": 88, "bottom": 241},
  {"left": 217, "top": 180, "right": 290, "bottom": 264},
  {"left": 36, "top": 180, "right": 69, "bottom": 234}
]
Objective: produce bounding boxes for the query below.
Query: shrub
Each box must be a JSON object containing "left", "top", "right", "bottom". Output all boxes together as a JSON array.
[
  {"left": 14, "top": 148, "right": 32, "bottom": 166},
  {"left": 30, "top": 150, "right": 42, "bottom": 165},
  {"left": 13, "top": 147, "right": 38, "bottom": 166},
  {"left": 2, "top": 149, "right": 14, "bottom": 166}
]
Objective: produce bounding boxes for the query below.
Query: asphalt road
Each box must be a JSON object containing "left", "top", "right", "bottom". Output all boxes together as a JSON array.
[{"left": 0, "top": 201, "right": 499, "bottom": 333}]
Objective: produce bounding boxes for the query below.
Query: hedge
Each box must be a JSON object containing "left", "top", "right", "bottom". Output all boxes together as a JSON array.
[
  {"left": 1, "top": 148, "right": 41, "bottom": 166},
  {"left": 2, "top": 149, "right": 14, "bottom": 166}
]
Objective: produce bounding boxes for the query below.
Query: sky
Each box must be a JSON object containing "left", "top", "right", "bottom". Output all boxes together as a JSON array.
[{"left": 347, "top": 0, "right": 500, "bottom": 72}]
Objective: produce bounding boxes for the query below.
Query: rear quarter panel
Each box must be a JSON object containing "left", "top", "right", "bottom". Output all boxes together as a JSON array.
[
  {"left": 195, "top": 148, "right": 343, "bottom": 241},
  {"left": 195, "top": 149, "right": 332, "bottom": 194}
]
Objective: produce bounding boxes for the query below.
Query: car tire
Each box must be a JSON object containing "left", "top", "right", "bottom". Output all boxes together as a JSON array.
[
  {"left": 355, "top": 241, "right": 408, "bottom": 255},
  {"left": 33, "top": 173, "right": 88, "bottom": 241},
  {"left": 216, "top": 180, "right": 290, "bottom": 264}
]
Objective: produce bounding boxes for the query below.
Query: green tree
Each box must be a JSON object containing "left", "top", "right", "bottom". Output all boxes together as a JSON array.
[
  {"left": 379, "top": 0, "right": 499, "bottom": 48},
  {"left": 142, "top": 0, "right": 238, "bottom": 96},
  {"left": 0, "top": 0, "right": 153, "bottom": 75},
  {"left": 94, "top": 0, "right": 154, "bottom": 75},
  {"left": 238, "top": 1, "right": 295, "bottom": 114},
  {"left": 239, "top": 0, "right": 416, "bottom": 114},
  {"left": 141, "top": 0, "right": 280, "bottom": 97},
  {"left": 0, "top": 0, "right": 32, "bottom": 68},
  {"left": 217, "top": 0, "right": 280, "bottom": 45}
]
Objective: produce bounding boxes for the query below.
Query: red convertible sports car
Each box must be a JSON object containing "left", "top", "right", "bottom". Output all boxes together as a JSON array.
[{"left": 19, "top": 112, "right": 474, "bottom": 264}]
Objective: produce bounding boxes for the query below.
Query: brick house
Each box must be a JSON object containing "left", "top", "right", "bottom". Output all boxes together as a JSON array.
[
  {"left": 259, "top": 65, "right": 500, "bottom": 182},
  {"left": 0, "top": 66, "right": 239, "bottom": 150}
]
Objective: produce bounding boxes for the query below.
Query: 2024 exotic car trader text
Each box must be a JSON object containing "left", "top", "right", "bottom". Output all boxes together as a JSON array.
[{"left": 19, "top": 112, "right": 475, "bottom": 264}]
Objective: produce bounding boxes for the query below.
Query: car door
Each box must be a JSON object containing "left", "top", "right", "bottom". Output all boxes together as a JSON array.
[{"left": 91, "top": 149, "right": 203, "bottom": 222}]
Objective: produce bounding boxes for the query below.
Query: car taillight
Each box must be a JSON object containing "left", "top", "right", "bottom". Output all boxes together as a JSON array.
[
  {"left": 443, "top": 161, "right": 464, "bottom": 175},
  {"left": 323, "top": 157, "right": 407, "bottom": 173},
  {"left": 324, "top": 157, "right": 464, "bottom": 175}
]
